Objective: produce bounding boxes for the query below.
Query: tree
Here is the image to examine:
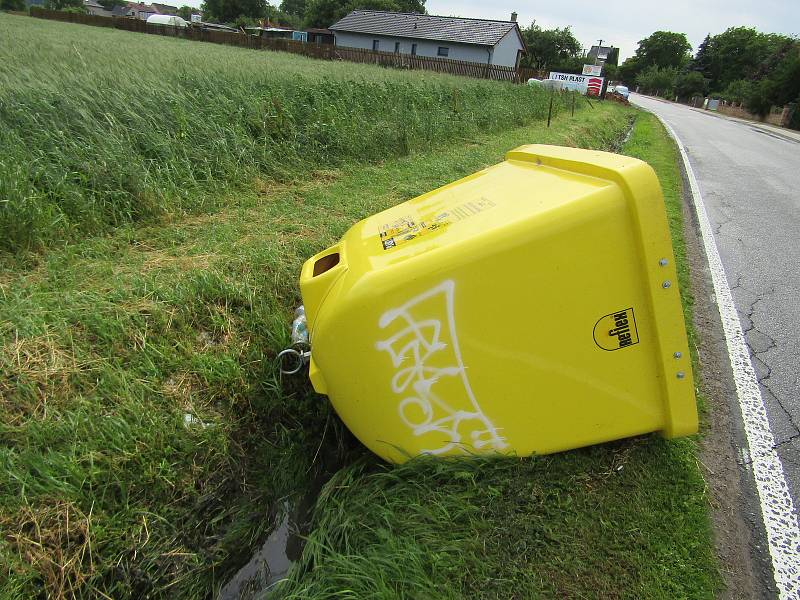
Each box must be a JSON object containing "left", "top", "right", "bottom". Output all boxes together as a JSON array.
[
  {"left": 44, "top": 0, "right": 83, "bottom": 10},
  {"left": 719, "top": 79, "right": 753, "bottom": 103},
  {"left": 98, "top": 0, "right": 127, "bottom": 8},
  {"left": 704, "top": 35, "right": 798, "bottom": 119},
  {"left": 202, "top": 0, "right": 266, "bottom": 22},
  {"left": 634, "top": 31, "right": 691, "bottom": 69},
  {"left": 279, "top": 0, "right": 305, "bottom": 17},
  {"left": 177, "top": 4, "right": 199, "bottom": 19},
  {"left": 303, "top": 0, "right": 337, "bottom": 27},
  {"left": 767, "top": 41, "right": 800, "bottom": 107},
  {"left": 670, "top": 26, "right": 797, "bottom": 124},
  {"left": 674, "top": 70, "right": 707, "bottom": 99},
  {"left": 691, "top": 34, "right": 713, "bottom": 75},
  {"left": 603, "top": 63, "right": 620, "bottom": 81},
  {"left": 618, "top": 30, "right": 691, "bottom": 85},
  {"left": 266, "top": 4, "right": 300, "bottom": 26},
  {"left": 699, "top": 27, "right": 794, "bottom": 91},
  {"left": 392, "top": 0, "right": 423, "bottom": 12},
  {"left": 635, "top": 64, "right": 678, "bottom": 96},
  {"left": 605, "top": 46, "right": 619, "bottom": 66},
  {"left": 617, "top": 56, "right": 642, "bottom": 85},
  {"left": 745, "top": 78, "right": 775, "bottom": 116},
  {"left": 0, "top": 0, "right": 26, "bottom": 9},
  {"left": 519, "top": 23, "right": 582, "bottom": 72}
]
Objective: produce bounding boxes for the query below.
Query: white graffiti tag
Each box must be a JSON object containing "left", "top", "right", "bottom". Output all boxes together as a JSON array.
[{"left": 375, "top": 280, "right": 507, "bottom": 455}]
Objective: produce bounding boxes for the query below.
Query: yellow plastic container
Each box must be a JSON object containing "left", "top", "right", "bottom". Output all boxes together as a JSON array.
[{"left": 299, "top": 145, "right": 697, "bottom": 463}]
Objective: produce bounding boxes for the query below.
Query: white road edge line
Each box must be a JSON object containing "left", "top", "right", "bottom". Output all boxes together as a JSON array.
[{"left": 656, "top": 115, "right": 800, "bottom": 598}]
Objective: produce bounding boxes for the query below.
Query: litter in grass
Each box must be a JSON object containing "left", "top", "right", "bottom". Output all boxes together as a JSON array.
[{"left": 182, "top": 413, "right": 210, "bottom": 428}]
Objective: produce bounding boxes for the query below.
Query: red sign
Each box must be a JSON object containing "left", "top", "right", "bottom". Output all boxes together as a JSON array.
[{"left": 587, "top": 77, "right": 603, "bottom": 96}]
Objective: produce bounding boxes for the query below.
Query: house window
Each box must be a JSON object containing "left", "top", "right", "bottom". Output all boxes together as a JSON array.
[
  {"left": 411, "top": 43, "right": 417, "bottom": 55},
  {"left": 372, "top": 39, "right": 379, "bottom": 51},
  {"left": 437, "top": 46, "right": 449, "bottom": 57},
  {"left": 394, "top": 41, "right": 400, "bottom": 53}
]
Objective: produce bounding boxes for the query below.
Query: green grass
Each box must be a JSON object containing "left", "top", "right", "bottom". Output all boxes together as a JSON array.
[
  {"left": 0, "top": 16, "right": 718, "bottom": 598},
  {"left": 275, "top": 110, "right": 720, "bottom": 600},
  {"left": 0, "top": 97, "right": 655, "bottom": 598},
  {"left": 0, "top": 13, "right": 569, "bottom": 255},
  {"left": 279, "top": 446, "right": 713, "bottom": 599}
]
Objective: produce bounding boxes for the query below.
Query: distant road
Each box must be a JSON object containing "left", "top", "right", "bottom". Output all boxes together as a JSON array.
[{"left": 630, "top": 93, "right": 800, "bottom": 598}]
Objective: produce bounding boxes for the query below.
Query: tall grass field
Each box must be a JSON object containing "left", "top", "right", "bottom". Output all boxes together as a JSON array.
[
  {"left": 0, "top": 12, "right": 718, "bottom": 600},
  {"left": 0, "top": 14, "right": 558, "bottom": 254}
]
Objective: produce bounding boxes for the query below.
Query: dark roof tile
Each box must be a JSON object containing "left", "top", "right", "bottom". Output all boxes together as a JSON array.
[{"left": 330, "top": 10, "right": 520, "bottom": 47}]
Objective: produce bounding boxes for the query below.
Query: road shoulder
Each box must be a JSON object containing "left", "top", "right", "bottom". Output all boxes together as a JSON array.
[
  {"left": 681, "top": 164, "right": 763, "bottom": 599},
  {"left": 670, "top": 121, "right": 774, "bottom": 599},
  {"left": 625, "top": 108, "right": 765, "bottom": 598}
]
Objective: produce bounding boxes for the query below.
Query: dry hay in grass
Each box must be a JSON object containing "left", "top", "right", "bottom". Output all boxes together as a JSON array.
[
  {"left": 0, "top": 270, "right": 15, "bottom": 291},
  {"left": 192, "top": 302, "right": 254, "bottom": 355},
  {"left": 196, "top": 327, "right": 236, "bottom": 352},
  {"left": 140, "top": 251, "right": 215, "bottom": 274},
  {"left": 254, "top": 176, "right": 297, "bottom": 197},
  {"left": 0, "top": 334, "right": 91, "bottom": 423},
  {"left": 3, "top": 500, "right": 95, "bottom": 600},
  {"left": 301, "top": 170, "right": 341, "bottom": 188},
  {"left": 161, "top": 371, "right": 205, "bottom": 407}
]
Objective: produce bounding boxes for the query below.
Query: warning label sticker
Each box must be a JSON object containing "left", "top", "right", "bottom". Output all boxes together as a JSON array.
[
  {"left": 379, "top": 214, "right": 449, "bottom": 250},
  {"left": 378, "top": 197, "right": 497, "bottom": 251},
  {"left": 593, "top": 308, "right": 639, "bottom": 351}
]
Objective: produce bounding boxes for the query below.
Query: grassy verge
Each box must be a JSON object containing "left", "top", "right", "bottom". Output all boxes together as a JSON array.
[
  {"left": 2, "top": 98, "right": 649, "bottom": 598},
  {"left": 0, "top": 13, "right": 566, "bottom": 254},
  {"left": 276, "top": 110, "right": 721, "bottom": 599}
]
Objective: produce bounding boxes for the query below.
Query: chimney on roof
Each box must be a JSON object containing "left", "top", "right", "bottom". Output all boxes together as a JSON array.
[{"left": 510, "top": 11, "right": 517, "bottom": 22}]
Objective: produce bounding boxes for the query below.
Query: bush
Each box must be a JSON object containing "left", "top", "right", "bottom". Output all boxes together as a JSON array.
[
  {"left": 745, "top": 79, "right": 775, "bottom": 116},
  {"left": 0, "top": 0, "right": 26, "bottom": 10},
  {"left": 674, "top": 71, "right": 707, "bottom": 100},
  {"left": 635, "top": 65, "right": 678, "bottom": 96},
  {"left": 717, "top": 79, "right": 753, "bottom": 104}
]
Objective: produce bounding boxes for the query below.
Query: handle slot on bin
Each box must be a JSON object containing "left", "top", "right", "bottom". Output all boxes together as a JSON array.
[{"left": 313, "top": 252, "right": 340, "bottom": 276}]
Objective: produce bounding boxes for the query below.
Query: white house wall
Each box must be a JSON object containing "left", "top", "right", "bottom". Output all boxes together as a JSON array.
[
  {"left": 334, "top": 31, "right": 495, "bottom": 66},
  {"left": 491, "top": 29, "right": 522, "bottom": 68}
]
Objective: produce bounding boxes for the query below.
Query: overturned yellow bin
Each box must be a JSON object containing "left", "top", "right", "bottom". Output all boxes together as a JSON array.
[{"left": 298, "top": 145, "right": 697, "bottom": 463}]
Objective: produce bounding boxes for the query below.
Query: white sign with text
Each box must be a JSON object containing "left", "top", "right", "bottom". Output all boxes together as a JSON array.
[{"left": 548, "top": 72, "right": 605, "bottom": 96}]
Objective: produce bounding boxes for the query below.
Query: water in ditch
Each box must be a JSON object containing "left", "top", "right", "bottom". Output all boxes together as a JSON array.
[
  {"left": 216, "top": 503, "right": 296, "bottom": 600},
  {"left": 216, "top": 430, "right": 351, "bottom": 600}
]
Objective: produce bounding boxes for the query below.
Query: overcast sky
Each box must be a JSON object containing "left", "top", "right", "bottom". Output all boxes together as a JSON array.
[{"left": 426, "top": 0, "right": 799, "bottom": 61}]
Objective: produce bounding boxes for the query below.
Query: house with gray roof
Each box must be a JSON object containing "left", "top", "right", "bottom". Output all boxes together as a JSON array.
[
  {"left": 122, "top": 2, "right": 180, "bottom": 20},
  {"left": 111, "top": 4, "right": 132, "bottom": 17},
  {"left": 84, "top": 0, "right": 113, "bottom": 16},
  {"left": 329, "top": 10, "right": 526, "bottom": 69}
]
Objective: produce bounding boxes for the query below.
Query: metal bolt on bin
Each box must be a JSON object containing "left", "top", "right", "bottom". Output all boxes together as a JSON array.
[{"left": 283, "top": 145, "right": 698, "bottom": 463}]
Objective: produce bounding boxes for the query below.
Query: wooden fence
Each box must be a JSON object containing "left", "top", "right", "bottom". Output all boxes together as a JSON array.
[{"left": 29, "top": 7, "right": 546, "bottom": 83}]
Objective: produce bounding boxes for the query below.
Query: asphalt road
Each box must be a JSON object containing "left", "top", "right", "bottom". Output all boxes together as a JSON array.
[{"left": 630, "top": 93, "right": 800, "bottom": 595}]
